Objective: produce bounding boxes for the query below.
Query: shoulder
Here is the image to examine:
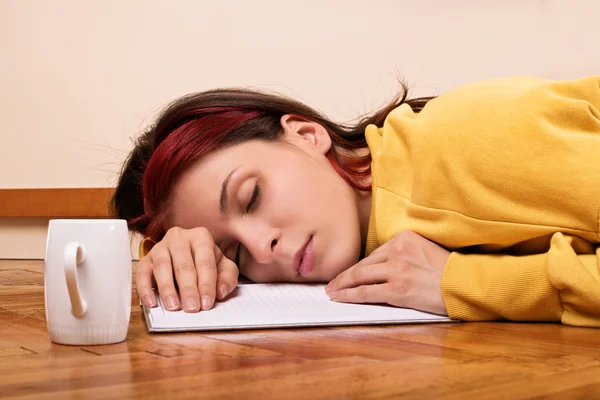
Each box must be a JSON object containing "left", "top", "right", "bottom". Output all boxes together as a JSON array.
[
  {"left": 420, "top": 76, "right": 551, "bottom": 117},
  {"left": 422, "top": 75, "right": 600, "bottom": 118}
]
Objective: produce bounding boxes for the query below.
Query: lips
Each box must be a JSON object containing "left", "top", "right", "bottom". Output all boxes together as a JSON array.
[{"left": 293, "top": 236, "right": 315, "bottom": 276}]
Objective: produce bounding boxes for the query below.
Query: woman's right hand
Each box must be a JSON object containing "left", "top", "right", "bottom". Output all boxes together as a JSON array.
[{"left": 136, "top": 227, "right": 239, "bottom": 312}]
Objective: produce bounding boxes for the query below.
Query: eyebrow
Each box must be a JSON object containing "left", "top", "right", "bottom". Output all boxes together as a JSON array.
[{"left": 219, "top": 165, "right": 242, "bottom": 215}]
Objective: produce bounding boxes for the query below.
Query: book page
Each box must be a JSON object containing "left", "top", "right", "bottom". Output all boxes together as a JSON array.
[{"left": 144, "top": 284, "right": 452, "bottom": 332}]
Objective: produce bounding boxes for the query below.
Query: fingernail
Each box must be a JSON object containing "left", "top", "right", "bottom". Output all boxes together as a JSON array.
[
  {"left": 186, "top": 297, "right": 199, "bottom": 312},
  {"left": 143, "top": 295, "right": 157, "bottom": 308},
  {"left": 201, "top": 295, "right": 212, "bottom": 310},
  {"left": 166, "top": 295, "right": 179, "bottom": 311},
  {"left": 328, "top": 291, "right": 338, "bottom": 300},
  {"left": 220, "top": 284, "right": 228, "bottom": 299}
]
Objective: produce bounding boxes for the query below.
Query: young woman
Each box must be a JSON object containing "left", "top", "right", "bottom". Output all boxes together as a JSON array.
[{"left": 113, "top": 76, "right": 600, "bottom": 327}]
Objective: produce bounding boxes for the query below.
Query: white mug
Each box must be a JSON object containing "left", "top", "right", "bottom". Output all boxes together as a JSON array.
[{"left": 44, "top": 219, "right": 132, "bottom": 345}]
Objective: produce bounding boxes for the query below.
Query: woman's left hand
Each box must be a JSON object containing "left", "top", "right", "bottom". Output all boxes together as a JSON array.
[{"left": 325, "top": 230, "right": 451, "bottom": 315}]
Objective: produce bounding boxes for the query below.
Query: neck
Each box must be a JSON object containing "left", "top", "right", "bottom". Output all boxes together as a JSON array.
[
  {"left": 355, "top": 187, "right": 372, "bottom": 257},
  {"left": 350, "top": 147, "right": 373, "bottom": 257}
]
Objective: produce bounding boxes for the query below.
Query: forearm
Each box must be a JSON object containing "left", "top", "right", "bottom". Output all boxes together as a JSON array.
[{"left": 442, "top": 233, "right": 600, "bottom": 327}]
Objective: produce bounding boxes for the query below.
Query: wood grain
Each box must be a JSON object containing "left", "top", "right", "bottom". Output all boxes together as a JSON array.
[
  {"left": 0, "top": 188, "right": 114, "bottom": 217},
  {"left": 1, "top": 259, "right": 600, "bottom": 399}
]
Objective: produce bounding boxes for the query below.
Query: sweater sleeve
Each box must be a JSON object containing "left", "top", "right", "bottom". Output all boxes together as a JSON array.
[
  {"left": 426, "top": 77, "right": 600, "bottom": 327},
  {"left": 442, "top": 232, "right": 600, "bottom": 327}
]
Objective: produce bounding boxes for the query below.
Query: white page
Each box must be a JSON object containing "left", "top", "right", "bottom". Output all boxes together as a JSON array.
[{"left": 144, "top": 283, "right": 453, "bottom": 332}]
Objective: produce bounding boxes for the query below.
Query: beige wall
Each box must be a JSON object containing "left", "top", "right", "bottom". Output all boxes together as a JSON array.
[
  {"left": 0, "top": 217, "right": 143, "bottom": 260},
  {"left": 2, "top": 0, "right": 599, "bottom": 259}
]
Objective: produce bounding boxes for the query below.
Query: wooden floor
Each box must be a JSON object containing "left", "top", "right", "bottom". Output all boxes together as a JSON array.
[{"left": 1, "top": 260, "right": 600, "bottom": 399}]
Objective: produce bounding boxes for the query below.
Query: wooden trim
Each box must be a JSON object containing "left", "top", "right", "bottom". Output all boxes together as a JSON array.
[{"left": 0, "top": 188, "right": 115, "bottom": 217}]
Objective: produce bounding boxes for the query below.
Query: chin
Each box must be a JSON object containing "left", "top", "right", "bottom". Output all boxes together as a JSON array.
[{"left": 324, "top": 254, "right": 357, "bottom": 280}]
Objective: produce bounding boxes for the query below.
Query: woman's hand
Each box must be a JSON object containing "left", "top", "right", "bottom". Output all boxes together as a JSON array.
[
  {"left": 325, "top": 230, "right": 450, "bottom": 315},
  {"left": 136, "top": 227, "right": 239, "bottom": 312}
]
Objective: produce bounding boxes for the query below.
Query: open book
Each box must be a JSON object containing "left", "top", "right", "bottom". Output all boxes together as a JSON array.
[{"left": 142, "top": 283, "right": 453, "bottom": 332}]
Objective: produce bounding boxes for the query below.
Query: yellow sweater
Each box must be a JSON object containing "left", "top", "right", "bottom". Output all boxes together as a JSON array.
[{"left": 365, "top": 76, "right": 600, "bottom": 327}]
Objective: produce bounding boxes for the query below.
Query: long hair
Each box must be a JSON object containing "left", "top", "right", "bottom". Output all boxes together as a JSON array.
[{"left": 112, "top": 84, "right": 434, "bottom": 241}]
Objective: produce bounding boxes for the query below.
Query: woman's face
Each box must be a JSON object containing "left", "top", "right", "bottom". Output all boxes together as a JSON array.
[{"left": 168, "top": 115, "right": 370, "bottom": 283}]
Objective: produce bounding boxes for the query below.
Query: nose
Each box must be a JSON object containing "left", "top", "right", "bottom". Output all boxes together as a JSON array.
[{"left": 239, "top": 223, "right": 280, "bottom": 265}]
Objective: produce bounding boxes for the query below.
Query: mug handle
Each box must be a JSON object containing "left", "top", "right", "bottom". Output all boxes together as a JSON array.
[{"left": 63, "top": 241, "right": 88, "bottom": 318}]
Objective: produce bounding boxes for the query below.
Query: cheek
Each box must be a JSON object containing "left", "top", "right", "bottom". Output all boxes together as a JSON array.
[
  {"left": 273, "top": 159, "right": 336, "bottom": 203},
  {"left": 240, "top": 264, "right": 280, "bottom": 283},
  {"left": 268, "top": 168, "right": 315, "bottom": 211}
]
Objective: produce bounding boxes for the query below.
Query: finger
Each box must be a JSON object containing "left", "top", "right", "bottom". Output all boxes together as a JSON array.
[
  {"left": 215, "top": 251, "right": 239, "bottom": 300},
  {"left": 325, "top": 246, "right": 388, "bottom": 292},
  {"left": 169, "top": 239, "right": 200, "bottom": 313},
  {"left": 326, "top": 246, "right": 388, "bottom": 292},
  {"left": 151, "top": 246, "right": 180, "bottom": 311},
  {"left": 361, "top": 241, "right": 389, "bottom": 261},
  {"left": 136, "top": 256, "right": 157, "bottom": 308},
  {"left": 190, "top": 235, "right": 218, "bottom": 310},
  {"left": 328, "top": 283, "right": 390, "bottom": 304},
  {"left": 326, "top": 262, "right": 389, "bottom": 293}
]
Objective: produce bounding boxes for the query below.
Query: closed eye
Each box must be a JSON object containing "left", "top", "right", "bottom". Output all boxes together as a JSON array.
[
  {"left": 247, "top": 183, "right": 261, "bottom": 212},
  {"left": 235, "top": 183, "right": 261, "bottom": 267}
]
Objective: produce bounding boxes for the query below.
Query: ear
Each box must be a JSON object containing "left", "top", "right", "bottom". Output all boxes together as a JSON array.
[{"left": 280, "top": 114, "right": 332, "bottom": 155}]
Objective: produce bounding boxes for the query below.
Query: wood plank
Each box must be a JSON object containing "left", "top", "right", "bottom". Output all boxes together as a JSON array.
[
  {"left": 1, "top": 259, "right": 600, "bottom": 399},
  {"left": 0, "top": 188, "right": 115, "bottom": 217}
]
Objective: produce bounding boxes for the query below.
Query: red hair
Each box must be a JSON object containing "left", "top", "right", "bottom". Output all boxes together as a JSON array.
[{"left": 130, "top": 108, "right": 262, "bottom": 240}]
